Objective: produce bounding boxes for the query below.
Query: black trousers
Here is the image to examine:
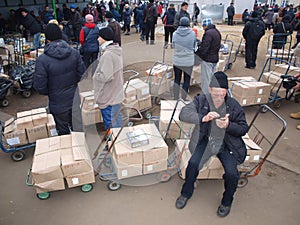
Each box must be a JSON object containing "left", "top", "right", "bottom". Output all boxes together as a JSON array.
[
  {"left": 181, "top": 138, "right": 240, "bottom": 207},
  {"left": 245, "top": 40, "right": 259, "bottom": 68},
  {"left": 164, "top": 26, "right": 175, "bottom": 44},
  {"left": 173, "top": 65, "right": 192, "bottom": 100},
  {"left": 52, "top": 110, "right": 72, "bottom": 136},
  {"left": 145, "top": 20, "right": 156, "bottom": 41},
  {"left": 82, "top": 51, "right": 98, "bottom": 68},
  {"left": 228, "top": 15, "right": 234, "bottom": 25}
]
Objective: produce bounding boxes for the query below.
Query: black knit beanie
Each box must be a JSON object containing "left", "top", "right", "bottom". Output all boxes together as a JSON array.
[
  {"left": 45, "top": 23, "right": 62, "bottom": 41},
  {"left": 209, "top": 72, "right": 228, "bottom": 89},
  {"left": 98, "top": 27, "right": 114, "bottom": 41}
]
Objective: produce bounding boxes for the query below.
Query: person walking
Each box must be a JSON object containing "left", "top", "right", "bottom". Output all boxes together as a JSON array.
[
  {"left": 227, "top": 3, "right": 235, "bottom": 25},
  {"left": 242, "top": 11, "right": 265, "bottom": 69},
  {"left": 175, "top": 71, "right": 249, "bottom": 218},
  {"left": 70, "top": 4, "right": 82, "bottom": 43},
  {"left": 195, "top": 18, "right": 221, "bottom": 95},
  {"left": 143, "top": 0, "right": 158, "bottom": 44},
  {"left": 162, "top": 4, "right": 176, "bottom": 48},
  {"left": 79, "top": 14, "right": 99, "bottom": 67},
  {"left": 34, "top": 23, "right": 86, "bottom": 135},
  {"left": 122, "top": 4, "right": 132, "bottom": 35},
  {"left": 172, "top": 17, "right": 196, "bottom": 100},
  {"left": 173, "top": 2, "right": 190, "bottom": 29},
  {"left": 105, "top": 11, "right": 122, "bottom": 46},
  {"left": 263, "top": 8, "right": 274, "bottom": 30},
  {"left": 193, "top": 2, "right": 200, "bottom": 25},
  {"left": 19, "top": 9, "right": 41, "bottom": 50},
  {"left": 93, "top": 27, "right": 124, "bottom": 130}
]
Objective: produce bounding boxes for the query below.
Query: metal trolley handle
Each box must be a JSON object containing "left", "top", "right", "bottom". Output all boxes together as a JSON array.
[{"left": 25, "top": 169, "right": 34, "bottom": 187}]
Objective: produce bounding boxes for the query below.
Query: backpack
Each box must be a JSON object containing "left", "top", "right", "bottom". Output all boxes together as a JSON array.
[{"left": 250, "top": 20, "right": 265, "bottom": 41}]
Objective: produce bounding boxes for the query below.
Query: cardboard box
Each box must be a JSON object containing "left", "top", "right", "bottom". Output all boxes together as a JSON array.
[
  {"left": 65, "top": 169, "right": 95, "bottom": 188},
  {"left": 145, "top": 64, "right": 173, "bottom": 79},
  {"left": 46, "top": 114, "right": 58, "bottom": 137},
  {"left": 82, "top": 108, "right": 102, "bottom": 126},
  {"left": 49, "top": 136, "right": 61, "bottom": 151},
  {"left": 32, "top": 151, "right": 63, "bottom": 183},
  {"left": 122, "top": 100, "right": 140, "bottom": 117},
  {"left": 242, "top": 135, "right": 263, "bottom": 163},
  {"left": 159, "top": 110, "right": 193, "bottom": 133},
  {"left": 124, "top": 95, "right": 137, "bottom": 104},
  {"left": 16, "top": 116, "right": 33, "bottom": 130},
  {"left": 232, "top": 94, "right": 256, "bottom": 106},
  {"left": 26, "top": 124, "right": 49, "bottom": 143},
  {"left": 138, "top": 95, "right": 152, "bottom": 111},
  {"left": 124, "top": 83, "right": 137, "bottom": 98},
  {"left": 0, "top": 113, "right": 15, "bottom": 134},
  {"left": 129, "top": 78, "right": 150, "bottom": 99},
  {"left": 31, "top": 108, "right": 48, "bottom": 126},
  {"left": 4, "top": 126, "right": 28, "bottom": 147},
  {"left": 113, "top": 157, "right": 143, "bottom": 179},
  {"left": 160, "top": 100, "right": 187, "bottom": 111},
  {"left": 148, "top": 78, "right": 170, "bottom": 96},
  {"left": 143, "top": 158, "right": 168, "bottom": 174},
  {"left": 80, "top": 90, "right": 94, "bottom": 103},
  {"left": 34, "top": 138, "right": 50, "bottom": 156},
  {"left": 35, "top": 178, "right": 65, "bottom": 194},
  {"left": 82, "top": 95, "right": 97, "bottom": 111},
  {"left": 207, "top": 168, "right": 224, "bottom": 179}
]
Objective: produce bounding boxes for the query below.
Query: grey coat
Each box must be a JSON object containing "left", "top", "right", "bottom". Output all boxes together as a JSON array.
[
  {"left": 172, "top": 27, "right": 196, "bottom": 67},
  {"left": 179, "top": 94, "right": 248, "bottom": 164}
]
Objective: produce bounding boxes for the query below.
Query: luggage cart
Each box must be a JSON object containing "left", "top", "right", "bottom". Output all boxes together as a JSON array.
[
  {"left": 219, "top": 39, "right": 234, "bottom": 71},
  {"left": 0, "top": 120, "right": 35, "bottom": 161},
  {"left": 0, "top": 77, "right": 13, "bottom": 107},
  {"left": 164, "top": 100, "right": 286, "bottom": 188},
  {"left": 258, "top": 57, "right": 299, "bottom": 109},
  {"left": 224, "top": 33, "right": 243, "bottom": 63},
  {"left": 266, "top": 33, "right": 293, "bottom": 62}
]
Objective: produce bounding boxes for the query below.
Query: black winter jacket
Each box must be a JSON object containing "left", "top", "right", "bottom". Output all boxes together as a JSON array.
[
  {"left": 242, "top": 17, "right": 265, "bottom": 42},
  {"left": 34, "top": 40, "right": 86, "bottom": 114},
  {"left": 173, "top": 10, "right": 190, "bottom": 29},
  {"left": 20, "top": 14, "right": 41, "bottom": 35},
  {"left": 179, "top": 94, "right": 248, "bottom": 164},
  {"left": 196, "top": 24, "right": 221, "bottom": 63},
  {"left": 272, "top": 16, "right": 293, "bottom": 49},
  {"left": 162, "top": 8, "right": 176, "bottom": 26}
]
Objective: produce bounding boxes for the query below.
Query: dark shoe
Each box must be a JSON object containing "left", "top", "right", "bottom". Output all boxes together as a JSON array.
[
  {"left": 217, "top": 204, "right": 231, "bottom": 217},
  {"left": 146, "top": 40, "right": 149, "bottom": 45},
  {"left": 150, "top": 40, "right": 155, "bottom": 45},
  {"left": 125, "top": 32, "right": 130, "bottom": 35},
  {"left": 140, "top": 36, "right": 144, "bottom": 41},
  {"left": 175, "top": 195, "right": 188, "bottom": 209},
  {"left": 244, "top": 65, "right": 251, "bottom": 69}
]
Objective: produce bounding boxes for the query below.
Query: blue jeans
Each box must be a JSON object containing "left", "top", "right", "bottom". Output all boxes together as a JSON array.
[
  {"left": 181, "top": 138, "right": 239, "bottom": 207},
  {"left": 100, "top": 104, "right": 122, "bottom": 130},
  {"left": 33, "top": 32, "right": 41, "bottom": 50}
]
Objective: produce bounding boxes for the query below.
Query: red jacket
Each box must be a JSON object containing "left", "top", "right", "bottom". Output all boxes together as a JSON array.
[{"left": 79, "top": 23, "right": 97, "bottom": 45}]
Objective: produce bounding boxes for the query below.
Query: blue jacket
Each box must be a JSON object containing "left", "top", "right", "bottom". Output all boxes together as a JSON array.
[
  {"left": 123, "top": 8, "right": 131, "bottom": 25},
  {"left": 162, "top": 8, "right": 176, "bottom": 26},
  {"left": 82, "top": 25, "right": 99, "bottom": 53},
  {"left": 179, "top": 94, "right": 248, "bottom": 164},
  {"left": 34, "top": 40, "right": 86, "bottom": 114}
]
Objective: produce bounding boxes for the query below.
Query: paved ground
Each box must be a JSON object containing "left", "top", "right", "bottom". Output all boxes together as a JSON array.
[{"left": 0, "top": 22, "right": 300, "bottom": 225}]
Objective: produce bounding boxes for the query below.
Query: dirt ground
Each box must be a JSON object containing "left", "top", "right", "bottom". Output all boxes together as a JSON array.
[{"left": 0, "top": 22, "right": 300, "bottom": 225}]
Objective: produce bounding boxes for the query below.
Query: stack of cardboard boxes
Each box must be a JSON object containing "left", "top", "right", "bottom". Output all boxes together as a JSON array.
[
  {"left": 32, "top": 132, "right": 95, "bottom": 194},
  {"left": 145, "top": 63, "right": 173, "bottom": 96},
  {"left": 3, "top": 108, "right": 58, "bottom": 147},
  {"left": 79, "top": 90, "right": 103, "bottom": 126},
  {"left": 111, "top": 124, "right": 168, "bottom": 179},
  {"left": 123, "top": 78, "right": 152, "bottom": 112},
  {"left": 229, "top": 77, "right": 272, "bottom": 106},
  {"left": 177, "top": 134, "right": 263, "bottom": 179},
  {"left": 159, "top": 100, "right": 194, "bottom": 139}
]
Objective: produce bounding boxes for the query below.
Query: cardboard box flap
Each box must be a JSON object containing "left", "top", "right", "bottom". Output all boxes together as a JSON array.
[
  {"left": 71, "top": 132, "right": 86, "bottom": 147},
  {"left": 34, "top": 138, "right": 50, "bottom": 156},
  {"left": 32, "top": 151, "right": 62, "bottom": 176},
  {"left": 60, "top": 134, "right": 72, "bottom": 149},
  {"left": 242, "top": 137, "right": 262, "bottom": 150},
  {"left": 72, "top": 145, "right": 90, "bottom": 161},
  {"left": 34, "top": 178, "right": 65, "bottom": 193},
  {"left": 49, "top": 136, "right": 60, "bottom": 151}
]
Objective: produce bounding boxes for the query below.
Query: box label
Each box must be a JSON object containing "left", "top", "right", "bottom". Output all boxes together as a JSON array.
[
  {"left": 72, "top": 178, "right": 79, "bottom": 185},
  {"left": 141, "top": 88, "right": 149, "bottom": 96},
  {"left": 121, "top": 170, "right": 128, "bottom": 177},
  {"left": 50, "top": 129, "right": 58, "bottom": 136},
  {"left": 257, "top": 98, "right": 261, "bottom": 103},
  {"left": 242, "top": 99, "right": 247, "bottom": 105},
  {"left": 146, "top": 165, "right": 153, "bottom": 172},
  {"left": 245, "top": 155, "right": 250, "bottom": 161},
  {"left": 253, "top": 155, "right": 260, "bottom": 161},
  {"left": 7, "top": 137, "right": 21, "bottom": 145},
  {"left": 258, "top": 89, "right": 263, "bottom": 94}
]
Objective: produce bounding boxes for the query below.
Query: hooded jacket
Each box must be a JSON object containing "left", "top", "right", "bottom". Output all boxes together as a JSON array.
[
  {"left": 93, "top": 44, "right": 124, "bottom": 108},
  {"left": 196, "top": 24, "right": 221, "bottom": 63},
  {"left": 162, "top": 8, "right": 176, "bottom": 26},
  {"left": 242, "top": 17, "right": 265, "bottom": 42},
  {"left": 172, "top": 26, "right": 196, "bottom": 67},
  {"left": 34, "top": 40, "right": 86, "bottom": 114},
  {"left": 179, "top": 94, "right": 248, "bottom": 164},
  {"left": 20, "top": 14, "right": 41, "bottom": 35}
]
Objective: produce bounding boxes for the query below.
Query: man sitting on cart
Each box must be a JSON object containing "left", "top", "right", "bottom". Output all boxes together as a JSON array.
[{"left": 175, "top": 71, "right": 249, "bottom": 217}]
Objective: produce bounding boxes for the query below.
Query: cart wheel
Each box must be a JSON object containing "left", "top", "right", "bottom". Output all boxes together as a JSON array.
[
  {"left": 81, "top": 184, "right": 93, "bottom": 192},
  {"left": 22, "top": 90, "right": 31, "bottom": 98},
  {"left": 273, "top": 101, "right": 281, "bottom": 109},
  {"left": 1, "top": 99, "right": 9, "bottom": 107},
  {"left": 107, "top": 181, "right": 121, "bottom": 191},
  {"left": 261, "top": 106, "right": 268, "bottom": 113},
  {"left": 36, "top": 192, "right": 51, "bottom": 200},
  {"left": 227, "top": 63, "right": 233, "bottom": 70},
  {"left": 144, "top": 111, "right": 152, "bottom": 119},
  {"left": 155, "top": 97, "right": 161, "bottom": 105},
  {"left": 237, "top": 177, "right": 248, "bottom": 188},
  {"left": 11, "top": 150, "right": 26, "bottom": 162},
  {"left": 127, "top": 121, "right": 134, "bottom": 127},
  {"left": 157, "top": 172, "right": 172, "bottom": 183}
]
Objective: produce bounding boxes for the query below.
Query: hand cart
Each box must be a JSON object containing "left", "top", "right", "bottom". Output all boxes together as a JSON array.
[
  {"left": 266, "top": 33, "right": 293, "bottom": 62},
  {"left": 0, "top": 77, "right": 13, "bottom": 107},
  {"left": 258, "top": 57, "right": 299, "bottom": 109},
  {"left": 224, "top": 33, "right": 243, "bottom": 63},
  {"left": 220, "top": 39, "right": 234, "bottom": 71},
  {"left": 0, "top": 120, "right": 35, "bottom": 161}
]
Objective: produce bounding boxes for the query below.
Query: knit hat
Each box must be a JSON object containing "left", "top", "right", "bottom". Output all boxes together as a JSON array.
[
  {"left": 209, "top": 72, "right": 228, "bottom": 89},
  {"left": 70, "top": 4, "right": 76, "bottom": 9},
  {"left": 179, "top": 17, "right": 190, "bottom": 27},
  {"left": 202, "top": 18, "right": 213, "bottom": 27},
  {"left": 45, "top": 23, "right": 62, "bottom": 41},
  {"left": 105, "top": 11, "right": 113, "bottom": 18},
  {"left": 98, "top": 27, "right": 114, "bottom": 41},
  {"left": 85, "top": 14, "right": 94, "bottom": 23}
]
